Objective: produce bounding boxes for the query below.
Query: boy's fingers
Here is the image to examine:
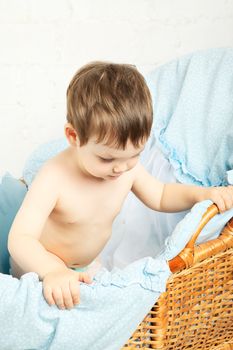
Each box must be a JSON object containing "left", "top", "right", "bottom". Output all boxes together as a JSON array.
[
  {"left": 43, "top": 286, "right": 55, "bottom": 306},
  {"left": 61, "top": 285, "right": 74, "bottom": 309},
  {"left": 52, "top": 287, "right": 65, "bottom": 309},
  {"left": 219, "top": 187, "right": 233, "bottom": 211},
  {"left": 79, "top": 272, "right": 92, "bottom": 284},
  {"left": 223, "top": 194, "right": 233, "bottom": 210},
  {"left": 213, "top": 195, "right": 225, "bottom": 212},
  {"left": 227, "top": 186, "right": 233, "bottom": 206},
  {"left": 69, "top": 279, "right": 80, "bottom": 305}
]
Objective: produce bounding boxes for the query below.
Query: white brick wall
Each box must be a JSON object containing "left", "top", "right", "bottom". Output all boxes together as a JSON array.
[{"left": 1, "top": 0, "right": 233, "bottom": 176}]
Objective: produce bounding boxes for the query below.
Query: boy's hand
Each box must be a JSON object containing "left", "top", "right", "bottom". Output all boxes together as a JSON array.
[
  {"left": 204, "top": 185, "right": 233, "bottom": 212},
  {"left": 43, "top": 268, "right": 92, "bottom": 309}
]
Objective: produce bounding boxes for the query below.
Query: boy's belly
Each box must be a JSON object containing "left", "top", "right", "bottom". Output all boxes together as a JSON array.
[{"left": 39, "top": 217, "right": 112, "bottom": 268}]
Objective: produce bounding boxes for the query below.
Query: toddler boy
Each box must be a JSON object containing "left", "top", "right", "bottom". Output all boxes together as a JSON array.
[{"left": 8, "top": 62, "right": 233, "bottom": 310}]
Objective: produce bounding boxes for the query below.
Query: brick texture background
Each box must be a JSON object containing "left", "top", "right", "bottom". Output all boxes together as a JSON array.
[{"left": 1, "top": 0, "right": 233, "bottom": 176}]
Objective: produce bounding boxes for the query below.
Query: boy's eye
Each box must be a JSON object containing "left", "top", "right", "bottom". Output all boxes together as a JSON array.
[{"left": 99, "top": 157, "right": 114, "bottom": 162}]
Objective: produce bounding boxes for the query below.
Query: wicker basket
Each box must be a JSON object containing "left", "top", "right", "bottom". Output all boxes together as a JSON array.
[{"left": 122, "top": 204, "right": 233, "bottom": 349}]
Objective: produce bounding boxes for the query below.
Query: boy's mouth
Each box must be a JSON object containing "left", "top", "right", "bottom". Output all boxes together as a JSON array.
[{"left": 109, "top": 174, "right": 122, "bottom": 178}]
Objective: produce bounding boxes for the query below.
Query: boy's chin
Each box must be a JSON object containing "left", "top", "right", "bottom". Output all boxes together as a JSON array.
[
  {"left": 90, "top": 173, "right": 109, "bottom": 181},
  {"left": 106, "top": 174, "right": 122, "bottom": 180},
  {"left": 96, "top": 175, "right": 119, "bottom": 181},
  {"left": 87, "top": 172, "right": 121, "bottom": 181}
]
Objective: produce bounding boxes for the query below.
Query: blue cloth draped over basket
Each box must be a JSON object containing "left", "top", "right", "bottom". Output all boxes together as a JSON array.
[
  {"left": 146, "top": 47, "right": 233, "bottom": 186},
  {"left": 1, "top": 173, "right": 233, "bottom": 350},
  {"left": 1, "top": 47, "right": 233, "bottom": 349}
]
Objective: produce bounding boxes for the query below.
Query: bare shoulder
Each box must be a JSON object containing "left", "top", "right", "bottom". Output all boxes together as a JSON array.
[
  {"left": 115, "top": 162, "right": 144, "bottom": 187},
  {"left": 132, "top": 162, "right": 148, "bottom": 180},
  {"left": 131, "top": 161, "right": 164, "bottom": 211},
  {"left": 14, "top": 153, "right": 69, "bottom": 218},
  {"left": 132, "top": 161, "right": 162, "bottom": 187},
  {"left": 30, "top": 151, "right": 68, "bottom": 191},
  {"left": 127, "top": 162, "right": 149, "bottom": 190}
]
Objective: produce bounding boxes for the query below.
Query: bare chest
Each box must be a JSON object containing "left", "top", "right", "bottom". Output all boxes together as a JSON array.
[
  {"left": 52, "top": 175, "right": 133, "bottom": 225},
  {"left": 40, "top": 172, "right": 134, "bottom": 267}
]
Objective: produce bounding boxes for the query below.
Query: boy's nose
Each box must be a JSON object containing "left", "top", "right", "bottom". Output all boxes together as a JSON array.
[{"left": 113, "top": 163, "right": 128, "bottom": 174}]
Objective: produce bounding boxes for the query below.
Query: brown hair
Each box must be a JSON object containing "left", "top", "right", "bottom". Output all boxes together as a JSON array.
[{"left": 66, "top": 61, "right": 153, "bottom": 148}]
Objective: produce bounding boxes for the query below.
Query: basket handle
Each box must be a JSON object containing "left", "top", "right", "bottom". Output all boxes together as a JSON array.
[{"left": 168, "top": 203, "right": 220, "bottom": 273}]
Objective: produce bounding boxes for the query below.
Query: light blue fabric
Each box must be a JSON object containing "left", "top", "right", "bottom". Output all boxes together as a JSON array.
[
  {"left": 226, "top": 169, "right": 233, "bottom": 185},
  {"left": 146, "top": 47, "right": 233, "bottom": 186},
  {"left": 164, "top": 200, "right": 233, "bottom": 260},
  {"left": 0, "top": 259, "right": 171, "bottom": 350},
  {"left": 0, "top": 196, "right": 232, "bottom": 349},
  {"left": 0, "top": 174, "right": 27, "bottom": 274}
]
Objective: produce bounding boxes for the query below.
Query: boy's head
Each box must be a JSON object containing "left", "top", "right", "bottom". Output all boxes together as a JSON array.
[{"left": 66, "top": 61, "right": 153, "bottom": 149}]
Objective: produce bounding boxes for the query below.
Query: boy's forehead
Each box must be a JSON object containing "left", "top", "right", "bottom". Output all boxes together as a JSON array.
[{"left": 89, "top": 138, "right": 145, "bottom": 156}]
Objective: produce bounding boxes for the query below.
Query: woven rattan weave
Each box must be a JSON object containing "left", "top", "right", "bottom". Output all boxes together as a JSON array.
[{"left": 122, "top": 204, "right": 233, "bottom": 349}]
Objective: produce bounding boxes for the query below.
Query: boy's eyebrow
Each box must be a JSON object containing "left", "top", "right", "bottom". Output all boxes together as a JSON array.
[{"left": 100, "top": 147, "right": 145, "bottom": 159}]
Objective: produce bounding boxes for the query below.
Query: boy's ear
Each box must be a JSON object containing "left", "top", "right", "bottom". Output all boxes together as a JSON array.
[{"left": 64, "top": 123, "right": 80, "bottom": 147}]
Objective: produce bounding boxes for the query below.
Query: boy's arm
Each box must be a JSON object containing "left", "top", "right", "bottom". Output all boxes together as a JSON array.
[
  {"left": 8, "top": 163, "right": 67, "bottom": 278},
  {"left": 132, "top": 163, "right": 233, "bottom": 212},
  {"left": 8, "top": 163, "right": 92, "bottom": 310}
]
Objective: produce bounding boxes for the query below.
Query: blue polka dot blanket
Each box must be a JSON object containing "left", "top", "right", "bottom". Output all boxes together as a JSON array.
[
  {"left": 146, "top": 47, "right": 233, "bottom": 186},
  {"left": 1, "top": 174, "right": 233, "bottom": 349}
]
